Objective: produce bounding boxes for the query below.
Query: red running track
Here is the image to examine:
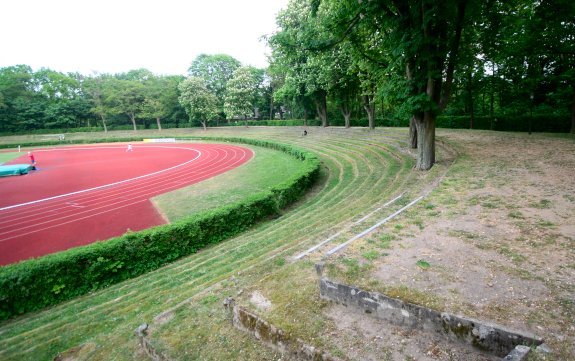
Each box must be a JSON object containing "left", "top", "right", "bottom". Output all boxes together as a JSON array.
[{"left": 0, "top": 143, "right": 253, "bottom": 265}]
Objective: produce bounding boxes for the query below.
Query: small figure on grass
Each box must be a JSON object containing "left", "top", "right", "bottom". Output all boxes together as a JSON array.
[{"left": 303, "top": 129, "right": 308, "bottom": 136}]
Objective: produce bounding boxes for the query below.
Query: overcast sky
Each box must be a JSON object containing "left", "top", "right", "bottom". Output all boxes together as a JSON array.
[{"left": 1, "top": 0, "right": 289, "bottom": 75}]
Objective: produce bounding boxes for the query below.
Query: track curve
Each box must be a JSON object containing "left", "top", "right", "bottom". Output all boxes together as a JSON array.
[{"left": 0, "top": 143, "right": 253, "bottom": 265}]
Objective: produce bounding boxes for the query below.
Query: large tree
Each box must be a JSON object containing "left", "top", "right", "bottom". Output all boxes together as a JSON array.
[
  {"left": 178, "top": 77, "right": 218, "bottom": 130},
  {"left": 84, "top": 74, "right": 114, "bottom": 132},
  {"left": 479, "top": 0, "right": 575, "bottom": 133},
  {"left": 268, "top": 0, "right": 333, "bottom": 127},
  {"left": 280, "top": 0, "right": 471, "bottom": 170},
  {"left": 224, "top": 66, "right": 264, "bottom": 120},
  {"left": 188, "top": 54, "right": 241, "bottom": 120},
  {"left": 111, "top": 79, "right": 145, "bottom": 131},
  {"left": 140, "top": 75, "right": 181, "bottom": 131},
  {"left": 0, "top": 65, "right": 36, "bottom": 131}
]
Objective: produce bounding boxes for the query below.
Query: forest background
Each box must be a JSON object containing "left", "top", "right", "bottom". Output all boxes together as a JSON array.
[{"left": 0, "top": 0, "right": 572, "bottom": 139}]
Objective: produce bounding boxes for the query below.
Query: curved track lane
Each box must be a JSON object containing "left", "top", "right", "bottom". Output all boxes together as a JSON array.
[{"left": 0, "top": 143, "right": 253, "bottom": 265}]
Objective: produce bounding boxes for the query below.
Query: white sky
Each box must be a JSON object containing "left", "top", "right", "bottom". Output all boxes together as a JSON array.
[{"left": 1, "top": 0, "right": 289, "bottom": 75}]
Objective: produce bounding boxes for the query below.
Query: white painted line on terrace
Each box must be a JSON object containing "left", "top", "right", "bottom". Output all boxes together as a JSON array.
[
  {"left": 293, "top": 193, "right": 405, "bottom": 260},
  {"left": 325, "top": 196, "right": 424, "bottom": 257}
]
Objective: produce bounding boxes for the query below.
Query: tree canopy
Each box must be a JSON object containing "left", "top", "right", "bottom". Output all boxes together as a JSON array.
[
  {"left": 0, "top": 1, "right": 572, "bottom": 165},
  {"left": 266, "top": 0, "right": 574, "bottom": 169},
  {"left": 178, "top": 77, "right": 218, "bottom": 130}
]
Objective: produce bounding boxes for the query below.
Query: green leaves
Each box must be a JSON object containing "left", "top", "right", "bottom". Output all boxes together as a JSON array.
[
  {"left": 178, "top": 77, "right": 218, "bottom": 127},
  {"left": 188, "top": 54, "right": 242, "bottom": 118},
  {"left": 223, "top": 66, "right": 263, "bottom": 120},
  {"left": 416, "top": 259, "right": 431, "bottom": 270}
]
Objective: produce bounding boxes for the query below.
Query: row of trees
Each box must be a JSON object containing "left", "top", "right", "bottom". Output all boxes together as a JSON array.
[
  {"left": 1, "top": 1, "right": 573, "bottom": 169},
  {"left": 0, "top": 55, "right": 272, "bottom": 133},
  {"left": 266, "top": 0, "right": 575, "bottom": 169},
  {"left": 0, "top": 65, "right": 185, "bottom": 133},
  {"left": 180, "top": 54, "right": 269, "bottom": 130}
]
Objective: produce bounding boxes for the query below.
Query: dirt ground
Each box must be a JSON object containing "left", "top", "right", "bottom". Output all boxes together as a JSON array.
[{"left": 325, "top": 131, "right": 575, "bottom": 360}]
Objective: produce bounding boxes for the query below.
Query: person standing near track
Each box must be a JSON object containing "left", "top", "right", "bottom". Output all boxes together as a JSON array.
[{"left": 28, "top": 152, "right": 36, "bottom": 168}]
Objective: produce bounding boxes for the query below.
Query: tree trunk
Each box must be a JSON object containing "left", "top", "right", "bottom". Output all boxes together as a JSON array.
[
  {"left": 439, "top": 0, "right": 467, "bottom": 111},
  {"left": 201, "top": 120, "right": 207, "bottom": 131},
  {"left": 490, "top": 63, "right": 495, "bottom": 130},
  {"left": 129, "top": 112, "right": 137, "bottom": 131},
  {"left": 100, "top": 114, "right": 108, "bottom": 133},
  {"left": 315, "top": 91, "right": 328, "bottom": 127},
  {"left": 156, "top": 117, "right": 162, "bottom": 131},
  {"left": 409, "top": 116, "right": 418, "bottom": 149},
  {"left": 571, "top": 92, "right": 575, "bottom": 134},
  {"left": 414, "top": 112, "right": 436, "bottom": 170},
  {"left": 362, "top": 95, "right": 375, "bottom": 130},
  {"left": 467, "top": 70, "right": 474, "bottom": 129},
  {"left": 341, "top": 104, "right": 351, "bottom": 128}
]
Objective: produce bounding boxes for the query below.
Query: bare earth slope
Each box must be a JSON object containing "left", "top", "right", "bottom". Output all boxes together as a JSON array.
[{"left": 321, "top": 130, "right": 575, "bottom": 360}]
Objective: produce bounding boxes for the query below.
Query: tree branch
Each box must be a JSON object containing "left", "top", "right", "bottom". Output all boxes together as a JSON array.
[
  {"left": 305, "top": 10, "right": 363, "bottom": 52},
  {"left": 440, "top": 0, "right": 468, "bottom": 111}
]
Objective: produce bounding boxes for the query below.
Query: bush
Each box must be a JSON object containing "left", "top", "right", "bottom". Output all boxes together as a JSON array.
[
  {"left": 436, "top": 114, "right": 570, "bottom": 133},
  {"left": 0, "top": 137, "right": 320, "bottom": 320},
  {"left": 218, "top": 119, "right": 323, "bottom": 127},
  {"left": 0, "top": 137, "right": 142, "bottom": 150}
]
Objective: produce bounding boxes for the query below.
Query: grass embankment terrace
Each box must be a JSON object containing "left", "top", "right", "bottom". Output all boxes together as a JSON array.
[
  {"left": 0, "top": 136, "right": 319, "bottom": 321},
  {"left": 0, "top": 127, "right": 421, "bottom": 360},
  {"left": 2, "top": 127, "right": 572, "bottom": 360}
]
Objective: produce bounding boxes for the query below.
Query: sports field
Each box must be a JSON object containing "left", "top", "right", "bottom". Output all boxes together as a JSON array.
[
  {"left": 1, "top": 127, "right": 574, "bottom": 360},
  {"left": 0, "top": 143, "right": 252, "bottom": 265}
]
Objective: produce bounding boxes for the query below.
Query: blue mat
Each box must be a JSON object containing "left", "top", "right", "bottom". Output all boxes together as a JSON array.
[{"left": 0, "top": 164, "right": 35, "bottom": 177}]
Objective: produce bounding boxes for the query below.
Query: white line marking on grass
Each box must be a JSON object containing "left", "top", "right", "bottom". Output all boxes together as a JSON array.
[
  {"left": 325, "top": 196, "right": 424, "bottom": 257},
  {"left": 0, "top": 146, "right": 202, "bottom": 211},
  {"left": 293, "top": 193, "right": 405, "bottom": 260}
]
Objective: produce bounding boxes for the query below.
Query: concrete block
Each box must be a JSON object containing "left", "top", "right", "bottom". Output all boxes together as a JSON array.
[{"left": 319, "top": 278, "right": 544, "bottom": 358}]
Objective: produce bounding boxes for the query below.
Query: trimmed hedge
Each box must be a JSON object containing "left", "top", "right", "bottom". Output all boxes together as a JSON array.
[
  {"left": 0, "top": 137, "right": 320, "bottom": 321},
  {"left": 218, "top": 114, "right": 570, "bottom": 133},
  {"left": 436, "top": 114, "right": 570, "bottom": 133},
  {"left": 0, "top": 137, "right": 142, "bottom": 150},
  {"left": 221, "top": 119, "right": 323, "bottom": 127},
  {"left": 1, "top": 113, "right": 569, "bottom": 137}
]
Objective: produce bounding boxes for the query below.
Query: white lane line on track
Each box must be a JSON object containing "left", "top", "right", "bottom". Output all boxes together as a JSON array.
[
  {"left": 66, "top": 202, "right": 86, "bottom": 208},
  {"left": 0, "top": 199, "right": 150, "bottom": 242},
  {"left": 0, "top": 146, "right": 202, "bottom": 211},
  {"left": 0, "top": 148, "right": 251, "bottom": 234},
  {"left": 0, "top": 145, "right": 253, "bottom": 241},
  {"left": 0, "top": 145, "right": 250, "bottom": 224}
]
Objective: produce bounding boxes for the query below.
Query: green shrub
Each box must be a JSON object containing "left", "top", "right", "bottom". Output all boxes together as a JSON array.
[
  {"left": 0, "top": 137, "right": 320, "bottom": 320},
  {"left": 218, "top": 119, "right": 323, "bottom": 127},
  {"left": 436, "top": 114, "right": 570, "bottom": 133},
  {"left": 0, "top": 137, "right": 141, "bottom": 150}
]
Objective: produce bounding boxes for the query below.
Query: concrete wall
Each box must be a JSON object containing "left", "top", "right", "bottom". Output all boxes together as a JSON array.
[
  {"left": 319, "top": 278, "right": 543, "bottom": 358},
  {"left": 229, "top": 300, "right": 343, "bottom": 361}
]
